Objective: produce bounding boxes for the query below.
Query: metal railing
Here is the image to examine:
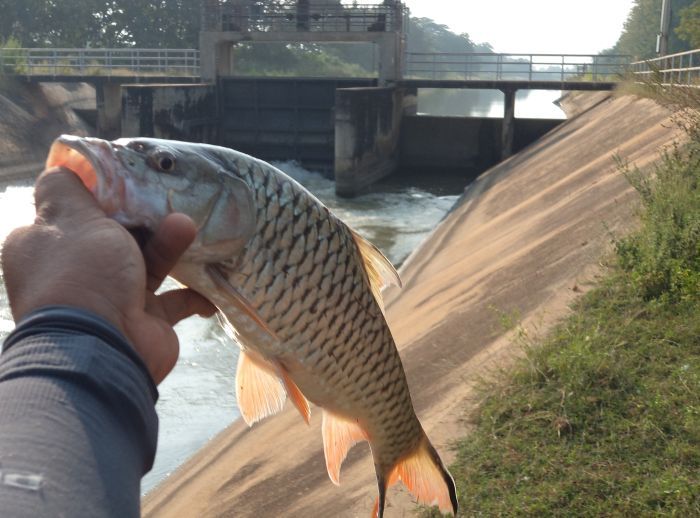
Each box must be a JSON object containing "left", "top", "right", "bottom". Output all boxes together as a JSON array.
[
  {"left": 631, "top": 49, "right": 700, "bottom": 85},
  {"left": 0, "top": 48, "right": 200, "bottom": 78},
  {"left": 405, "top": 53, "right": 630, "bottom": 82},
  {"left": 0, "top": 47, "right": 641, "bottom": 84},
  {"left": 202, "top": 0, "right": 407, "bottom": 33}
]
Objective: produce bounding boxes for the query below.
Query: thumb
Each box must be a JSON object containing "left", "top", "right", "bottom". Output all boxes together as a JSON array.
[{"left": 34, "top": 168, "right": 105, "bottom": 224}]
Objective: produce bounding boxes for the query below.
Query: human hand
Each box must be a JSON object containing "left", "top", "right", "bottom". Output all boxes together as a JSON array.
[{"left": 1, "top": 168, "right": 216, "bottom": 384}]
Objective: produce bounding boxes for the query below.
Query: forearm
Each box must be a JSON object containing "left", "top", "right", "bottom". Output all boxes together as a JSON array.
[{"left": 0, "top": 307, "right": 159, "bottom": 518}]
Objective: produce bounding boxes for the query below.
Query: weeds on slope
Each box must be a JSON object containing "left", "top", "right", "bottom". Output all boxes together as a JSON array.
[{"left": 423, "top": 97, "right": 700, "bottom": 516}]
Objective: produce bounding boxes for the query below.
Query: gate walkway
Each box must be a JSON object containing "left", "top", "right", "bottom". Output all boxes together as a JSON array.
[
  {"left": 0, "top": 47, "right": 633, "bottom": 90},
  {"left": 0, "top": 48, "right": 200, "bottom": 82},
  {"left": 402, "top": 52, "right": 629, "bottom": 91}
]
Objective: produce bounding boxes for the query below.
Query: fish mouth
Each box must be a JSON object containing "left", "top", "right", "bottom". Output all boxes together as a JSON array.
[
  {"left": 46, "top": 135, "right": 156, "bottom": 241},
  {"left": 45, "top": 135, "right": 116, "bottom": 202}
]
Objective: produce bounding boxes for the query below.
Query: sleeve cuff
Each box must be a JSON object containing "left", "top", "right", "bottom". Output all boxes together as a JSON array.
[
  {"left": 0, "top": 305, "right": 160, "bottom": 472},
  {"left": 2, "top": 305, "right": 158, "bottom": 402}
]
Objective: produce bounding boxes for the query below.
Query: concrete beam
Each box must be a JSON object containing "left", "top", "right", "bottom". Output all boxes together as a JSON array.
[
  {"left": 200, "top": 30, "right": 391, "bottom": 44},
  {"left": 199, "top": 29, "right": 404, "bottom": 82},
  {"left": 399, "top": 79, "right": 617, "bottom": 91}
]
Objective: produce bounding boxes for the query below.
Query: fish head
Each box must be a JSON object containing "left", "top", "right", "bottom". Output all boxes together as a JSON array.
[{"left": 46, "top": 135, "right": 256, "bottom": 263}]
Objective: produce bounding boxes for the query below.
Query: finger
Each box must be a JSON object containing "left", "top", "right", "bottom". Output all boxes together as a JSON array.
[
  {"left": 34, "top": 168, "right": 104, "bottom": 224},
  {"left": 133, "top": 320, "right": 180, "bottom": 386},
  {"left": 143, "top": 213, "right": 198, "bottom": 291},
  {"left": 155, "top": 288, "right": 217, "bottom": 326}
]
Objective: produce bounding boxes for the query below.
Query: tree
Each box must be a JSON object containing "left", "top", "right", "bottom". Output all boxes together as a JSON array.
[
  {"left": 44, "top": 0, "right": 107, "bottom": 47},
  {"left": 405, "top": 17, "right": 475, "bottom": 54},
  {"left": 676, "top": 0, "right": 700, "bottom": 47},
  {"left": 609, "top": 0, "right": 693, "bottom": 59},
  {"left": 0, "top": 0, "right": 201, "bottom": 48},
  {"left": 0, "top": 0, "right": 53, "bottom": 46}
]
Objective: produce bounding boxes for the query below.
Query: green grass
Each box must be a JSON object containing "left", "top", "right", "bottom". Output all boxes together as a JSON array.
[{"left": 423, "top": 93, "right": 700, "bottom": 516}]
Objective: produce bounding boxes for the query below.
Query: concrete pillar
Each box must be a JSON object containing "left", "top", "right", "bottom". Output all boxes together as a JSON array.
[
  {"left": 335, "top": 87, "right": 403, "bottom": 197},
  {"left": 377, "top": 33, "right": 402, "bottom": 85},
  {"left": 334, "top": 94, "right": 356, "bottom": 194},
  {"left": 296, "top": 0, "right": 310, "bottom": 31},
  {"left": 200, "top": 33, "right": 217, "bottom": 81},
  {"left": 501, "top": 88, "right": 516, "bottom": 160},
  {"left": 217, "top": 42, "right": 234, "bottom": 76},
  {"left": 96, "top": 83, "right": 123, "bottom": 139},
  {"left": 200, "top": 32, "right": 236, "bottom": 80},
  {"left": 121, "top": 86, "right": 154, "bottom": 137},
  {"left": 402, "top": 87, "right": 418, "bottom": 115}
]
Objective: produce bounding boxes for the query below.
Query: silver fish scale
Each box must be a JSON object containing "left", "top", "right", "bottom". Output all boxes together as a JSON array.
[{"left": 228, "top": 163, "right": 423, "bottom": 469}]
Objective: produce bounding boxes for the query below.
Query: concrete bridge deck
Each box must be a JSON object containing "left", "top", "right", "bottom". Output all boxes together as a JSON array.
[
  {"left": 1, "top": 48, "right": 628, "bottom": 91},
  {"left": 0, "top": 43, "right": 646, "bottom": 196},
  {"left": 8, "top": 74, "right": 202, "bottom": 84},
  {"left": 0, "top": 48, "right": 200, "bottom": 83},
  {"left": 397, "top": 79, "right": 618, "bottom": 91}
]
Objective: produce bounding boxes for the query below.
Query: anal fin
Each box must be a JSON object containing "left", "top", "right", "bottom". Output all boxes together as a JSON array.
[{"left": 322, "top": 410, "right": 369, "bottom": 485}]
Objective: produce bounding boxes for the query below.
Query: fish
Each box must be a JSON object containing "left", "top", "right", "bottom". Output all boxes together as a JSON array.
[{"left": 46, "top": 135, "right": 458, "bottom": 517}]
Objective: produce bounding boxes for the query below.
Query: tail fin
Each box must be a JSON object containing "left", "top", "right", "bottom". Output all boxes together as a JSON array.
[
  {"left": 371, "top": 471, "right": 387, "bottom": 518},
  {"left": 373, "top": 433, "right": 458, "bottom": 517}
]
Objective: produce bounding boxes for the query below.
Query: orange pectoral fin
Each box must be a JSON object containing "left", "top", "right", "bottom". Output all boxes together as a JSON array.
[
  {"left": 322, "top": 410, "right": 369, "bottom": 485},
  {"left": 206, "top": 264, "right": 280, "bottom": 342}
]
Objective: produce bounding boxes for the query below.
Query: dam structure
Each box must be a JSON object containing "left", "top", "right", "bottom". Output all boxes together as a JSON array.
[{"left": 0, "top": 0, "right": 630, "bottom": 196}]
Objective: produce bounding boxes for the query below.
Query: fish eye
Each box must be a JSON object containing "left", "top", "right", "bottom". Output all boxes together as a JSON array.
[{"left": 152, "top": 151, "right": 176, "bottom": 173}]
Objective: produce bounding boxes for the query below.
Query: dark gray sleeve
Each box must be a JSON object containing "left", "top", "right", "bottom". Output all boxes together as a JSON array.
[{"left": 0, "top": 306, "right": 159, "bottom": 518}]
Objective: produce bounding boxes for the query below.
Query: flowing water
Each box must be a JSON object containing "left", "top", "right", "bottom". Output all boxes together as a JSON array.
[
  {"left": 0, "top": 163, "right": 461, "bottom": 493},
  {"left": 418, "top": 89, "right": 566, "bottom": 119},
  {"left": 0, "top": 88, "right": 562, "bottom": 492}
]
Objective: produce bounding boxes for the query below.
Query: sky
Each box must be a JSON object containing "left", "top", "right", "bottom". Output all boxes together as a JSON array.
[{"left": 404, "top": 0, "right": 636, "bottom": 55}]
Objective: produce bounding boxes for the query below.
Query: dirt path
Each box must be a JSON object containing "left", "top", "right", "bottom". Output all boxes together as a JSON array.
[{"left": 143, "top": 93, "right": 681, "bottom": 518}]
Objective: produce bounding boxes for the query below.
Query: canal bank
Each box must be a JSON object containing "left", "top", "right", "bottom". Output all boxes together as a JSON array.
[
  {"left": 142, "top": 91, "right": 682, "bottom": 517},
  {"left": 0, "top": 81, "right": 94, "bottom": 183}
]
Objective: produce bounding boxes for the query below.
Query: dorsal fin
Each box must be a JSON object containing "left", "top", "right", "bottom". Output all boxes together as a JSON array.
[
  {"left": 322, "top": 410, "right": 369, "bottom": 485},
  {"left": 350, "top": 229, "right": 402, "bottom": 309}
]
